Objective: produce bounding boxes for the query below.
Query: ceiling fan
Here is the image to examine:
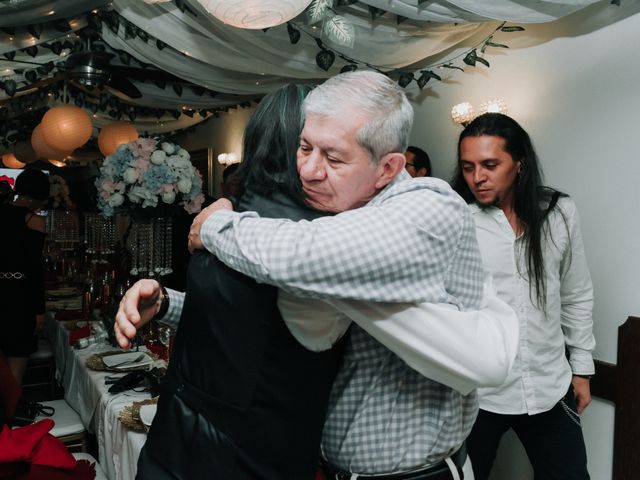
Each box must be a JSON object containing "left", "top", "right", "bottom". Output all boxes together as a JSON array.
[
  {"left": 4, "top": 33, "right": 186, "bottom": 101},
  {"left": 62, "top": 49, "right": 142, "bottom": 99}
]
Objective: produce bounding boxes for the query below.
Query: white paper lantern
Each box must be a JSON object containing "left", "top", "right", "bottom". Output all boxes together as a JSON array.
[{"left": 197, "top": 0, "right": 313, "bottom": 29}]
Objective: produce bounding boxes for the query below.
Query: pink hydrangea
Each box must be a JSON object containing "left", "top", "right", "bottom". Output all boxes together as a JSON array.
[
  {"left": 129, "top": 138, "right": 158, "bottom": 160},
  {"left": 183, "top": 193, "right": 205, "bottom": 214}
]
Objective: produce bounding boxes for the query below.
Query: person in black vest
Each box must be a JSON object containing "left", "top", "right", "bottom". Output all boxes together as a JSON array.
[{"left": 125, "top": 84, "right": 347, "bottom": 479}]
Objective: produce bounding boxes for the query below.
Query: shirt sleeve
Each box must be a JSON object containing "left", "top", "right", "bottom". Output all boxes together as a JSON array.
[
  {"left": 157, "top": 288, "right": 185, "bottom": 329},
  {"left": 200, "top": 183, "right": 483, "bottom": 306},
  {"left": 558, "top": 198, "right": 596, "bottom": 375},
  {"left": 324, "top": 275, "right": 519, "bottom": 395}
]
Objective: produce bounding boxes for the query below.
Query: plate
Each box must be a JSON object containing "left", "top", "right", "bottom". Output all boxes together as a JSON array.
[
  {"left": 139, "top": 404, "right": 158, "bottom": 428},
  {"left": 102, "top": 352, "right": 153, "bottom": 370}
]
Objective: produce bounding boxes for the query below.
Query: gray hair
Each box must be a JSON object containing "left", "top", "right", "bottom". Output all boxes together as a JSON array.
[{"left": 304, "top": 71, "right": 413, "bottom": 163}]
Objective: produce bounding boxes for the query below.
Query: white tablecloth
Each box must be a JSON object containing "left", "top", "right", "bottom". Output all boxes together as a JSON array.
[{"left": 46, "top": 317, "right": 153, "bottom": 480}]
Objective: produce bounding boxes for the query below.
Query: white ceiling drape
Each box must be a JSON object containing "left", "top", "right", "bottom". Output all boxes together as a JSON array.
[{"left": 0, "top": 0, "right": 614, "bottom": 139}]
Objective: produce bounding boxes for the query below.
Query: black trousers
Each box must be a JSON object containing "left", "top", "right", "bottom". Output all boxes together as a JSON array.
[{"left": 467, "top": 387, "right": 589, "bottom": 480}]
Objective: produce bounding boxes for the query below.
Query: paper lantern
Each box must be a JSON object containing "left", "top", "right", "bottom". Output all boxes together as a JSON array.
[
  {"left": 40, "top": 105, "right": 93, "bottom": 152},
  {"left": 197, "top": 0, "right": 313, "bottom": 29},
  {"left": 98, "top": 122, "right": 139, "bottom": 156},
  {"left": 12, "top": 141, "right": 39, "bottom": 164},
  {"left": 32, "top": 124, "right": 72, "bottom": 161},
  {"left": 2, "top": 153, "right": 25, "bottom": 169},
  {"left": 48, "top": 159, "right": 66, "bottom": 168}
]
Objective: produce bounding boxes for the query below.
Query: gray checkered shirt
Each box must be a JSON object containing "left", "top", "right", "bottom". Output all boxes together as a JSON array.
[{"left": 194, "top": 174, "right": 484, "bottom": 473}]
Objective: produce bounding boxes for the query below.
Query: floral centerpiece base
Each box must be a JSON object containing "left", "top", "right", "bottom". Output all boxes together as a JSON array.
[{"left": 96, "top": 138, "right": 204, "bottom": 278}]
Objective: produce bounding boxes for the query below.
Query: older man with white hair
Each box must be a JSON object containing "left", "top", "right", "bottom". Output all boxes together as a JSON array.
[{"left": 118, "top": 71, "right": 518, "bottom": 480}]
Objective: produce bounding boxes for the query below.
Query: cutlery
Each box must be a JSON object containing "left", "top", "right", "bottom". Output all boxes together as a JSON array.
[{"left": 110, "top": 354, "right": 144, "bottom": 368}]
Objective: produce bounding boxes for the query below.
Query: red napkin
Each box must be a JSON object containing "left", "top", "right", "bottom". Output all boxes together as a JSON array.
[
  {"left": 55, "top": 311, "right": 86, "bottom": 321},
  {"left": 0, "top": 354, "right": 21, "bottom": 421},
  {"left": 68, "top": 325, "right": 91, "bottom": 346},
  {"left": 0, "top": 419, "right": 74, "bottom": 468},
  {"left": 145, "top": 342, "right": 168, "bottom": 361},
  {"left": 0, "top": 420, "right": 96, "bottom": 479}
]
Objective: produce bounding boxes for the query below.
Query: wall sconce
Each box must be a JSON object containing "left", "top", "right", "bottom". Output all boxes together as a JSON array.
[
  {"left": 451, "top": 102, "right": 475, "bottom": 127},
  {"left": 217, "top": 152, "right": 240, "bottom": 165},
  {"left": 451, "top": 98, "right": 508, "bottom": 127},
  {"left": 479, "top": 98, "right": 508, "bottom": 115}
]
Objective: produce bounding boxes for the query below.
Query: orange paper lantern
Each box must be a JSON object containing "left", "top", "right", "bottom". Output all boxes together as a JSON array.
[
  {"left": 48, "top": 159, "right": 66, "bottom": 168},
  {"left": 12, "top": 141, "right": 39, "bottom": 164},
  {"left": 40, "top": 105, "right": 93, "bottom": 152},
  {"left": 2, "top": 153, "right": 26, "bottom": 169},
  {"left": 98, "top": 121, "right": 139, "bottom": 156},
  {"left": 32, "top": 124, "right": 72, "bottom": 161}
]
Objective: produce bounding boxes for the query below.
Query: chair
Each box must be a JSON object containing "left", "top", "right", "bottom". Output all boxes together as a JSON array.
[
  {"left": 35, "top": 399, "right": 87, "bottom": 453},
  {"left": 0, "top": 353, "right": 21, "bottom": 422},
  {"left": 73, "top": 452, "right": 108, "bottom": 480},
  {"left": 23, "top": 337, "right": 57, "bottom": 400}
]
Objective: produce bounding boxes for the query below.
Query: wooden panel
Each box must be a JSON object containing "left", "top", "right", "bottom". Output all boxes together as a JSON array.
[
  {"left": 591, "top": 360, "right": 616, "bottom": 403},
  {"left": 612, "top": 316, "right": 640, "bottom": 480}
]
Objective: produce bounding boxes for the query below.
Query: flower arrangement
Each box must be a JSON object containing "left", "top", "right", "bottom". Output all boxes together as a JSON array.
[
  {"left": 49, "top": 174, "right": 75, "bottom": 210},
  {"left": 96, "top": 138, "right": 205, "bottom": 217}
]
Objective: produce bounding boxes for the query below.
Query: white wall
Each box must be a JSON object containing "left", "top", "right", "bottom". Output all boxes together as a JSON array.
[
  {"left": 177, "top": 105, "right": 255, "bottom": 199},
  {"left": 406, "top": 3, "right": 640, "bottom": 478},
  {"left": 172, "top": 5, "right": 640, "bottom": 475}
]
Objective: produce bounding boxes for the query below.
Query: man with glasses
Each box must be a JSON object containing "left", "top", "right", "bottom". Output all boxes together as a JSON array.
[{"left": 405, "top": 145, "right": 431, "bottom": 177}]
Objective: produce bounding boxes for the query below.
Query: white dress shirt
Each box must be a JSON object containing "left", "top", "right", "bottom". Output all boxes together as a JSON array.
[{"left": 470, "top": 197, "right": 595, "bottom": 415}]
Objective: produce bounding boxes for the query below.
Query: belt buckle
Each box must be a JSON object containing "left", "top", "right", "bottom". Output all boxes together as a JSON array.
[{"left": 334, "top": 472, "right": 356, "bottom": 480}]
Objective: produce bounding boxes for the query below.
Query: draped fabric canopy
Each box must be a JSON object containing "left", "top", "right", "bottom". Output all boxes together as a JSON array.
[{"left": 0, "top": 0, "right": 607, "bottom": 143}]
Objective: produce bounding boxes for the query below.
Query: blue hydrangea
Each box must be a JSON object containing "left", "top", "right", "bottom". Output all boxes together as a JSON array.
[
  {"left": 96, "top": 195, "right": 115, "bottom": 217},
  {"left": 143, "top": 164, "right": 178, "bottom": 193},
  {"left": 105, "top": 145, "right": 135, "bottom": 177}
]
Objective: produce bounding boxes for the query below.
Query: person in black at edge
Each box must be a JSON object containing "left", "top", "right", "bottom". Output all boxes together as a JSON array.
[
  {"left": 128, "top": 84, "right": 347, "bottom": 479},
  {"left": 0, "top": 169, "right": 49, "bottom": 386}
]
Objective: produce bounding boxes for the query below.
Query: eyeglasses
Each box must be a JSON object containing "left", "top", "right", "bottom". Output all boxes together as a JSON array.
[{"left": 405, "top": 162, "right": 415, "bottom": 168}]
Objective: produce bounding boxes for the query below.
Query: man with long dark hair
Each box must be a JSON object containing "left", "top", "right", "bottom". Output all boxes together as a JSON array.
[{"left": 451, "top": 113, "right": 595, "bottom": 480}]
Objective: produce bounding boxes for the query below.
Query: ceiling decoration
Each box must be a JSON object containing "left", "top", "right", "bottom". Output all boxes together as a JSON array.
[
  {"left": 0, "top": 0, "right": 618, "bottom": 160},
  {"left": 196, "top": 0, "right": 314, "bottom": 29}
]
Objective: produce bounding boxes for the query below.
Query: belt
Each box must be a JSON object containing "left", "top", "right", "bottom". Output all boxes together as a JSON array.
[
  {"left": 321, "top": 445, "right": 466, "bottom": 480},
  {"left": 0, "top": 271, "right": 25, "bottom": 280}
]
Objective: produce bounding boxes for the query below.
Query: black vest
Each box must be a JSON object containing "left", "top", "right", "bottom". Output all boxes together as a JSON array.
[{"left": 138, "top": 191, "right": 347, "bottom": 480}]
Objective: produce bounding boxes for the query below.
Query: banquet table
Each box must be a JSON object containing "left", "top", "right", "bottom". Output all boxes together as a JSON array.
[{"left": 46, "top": 315, "right": 158, "bottom": 480}]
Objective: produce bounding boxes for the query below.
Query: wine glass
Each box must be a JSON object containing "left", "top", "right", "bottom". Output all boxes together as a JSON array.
[{"left": 158, "top": 325, "right": 173, "bottom": 362}]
